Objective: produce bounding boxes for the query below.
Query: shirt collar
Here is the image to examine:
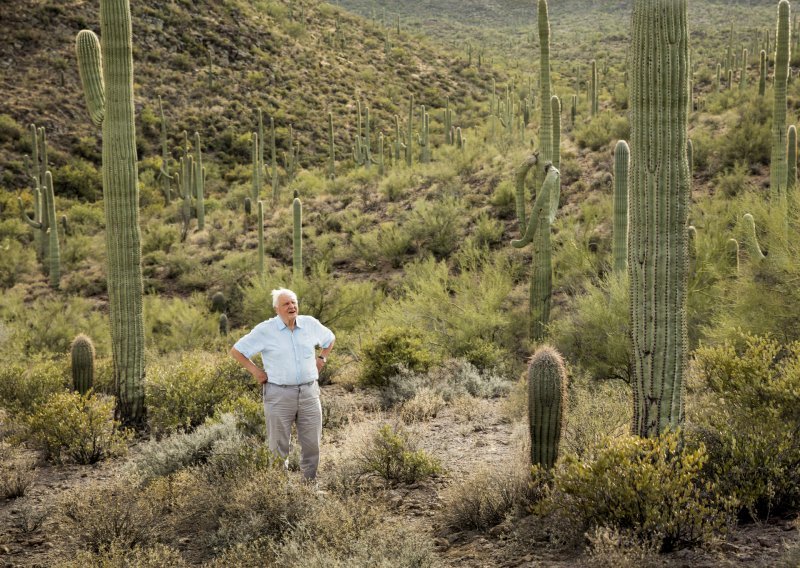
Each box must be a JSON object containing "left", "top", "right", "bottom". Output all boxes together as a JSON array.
[{"left": 277, "top": 316, "right": 302, "bottom": 330}]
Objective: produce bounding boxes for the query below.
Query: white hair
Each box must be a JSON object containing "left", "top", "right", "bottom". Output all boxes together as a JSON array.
[{"left": 271, "top": 288, "right": 298, "bottom": 309}]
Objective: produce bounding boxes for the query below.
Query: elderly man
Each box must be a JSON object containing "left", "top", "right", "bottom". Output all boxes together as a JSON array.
[{"left": 229, "top": 288, "right": 335, "bottom": 480}]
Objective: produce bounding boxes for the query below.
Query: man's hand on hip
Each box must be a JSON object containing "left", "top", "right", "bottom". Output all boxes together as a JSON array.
[{"left": 254, "top": 369, "right": 268, "bottom": 385}]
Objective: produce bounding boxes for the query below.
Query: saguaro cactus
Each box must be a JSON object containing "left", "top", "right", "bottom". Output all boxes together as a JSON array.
[
  {"left": 759, "top": 49, "right": 767, "bottom": 95},
  {"left": 788, "top": 124, "right": 797, "bottom": 192},
  {"left": 70, "top": 334, "right": 95, "bottom": 395},
  {"left": 158, "top": 97, "right": 172, "bottom": 204},
  {"left": 328, "top": 112, "right": 336, "bottom": 179},
  {"left": 771, "top": 0, "right": 791, "bottom": 203},
  {"left": 293, "top": 196, "right": 302, "bottom": 279},
  {"left": 613, "top": 140, "right": 630, "bottom": 273},
  {"left": 512, "top": 165, "right": 561, "bottom": 340},
  {"left": 742, "top": 213, "right": 766, "bottom": 261},
  {"left": 194, "top": 132, "right": 205, "bottom": 230},
  {"left": 76, "top": 0, "right": 145, "bottom": 425},
  {"left": 527, "top": 345, "right": 567, "bottom": 469},
  {"left": 629, "top": 0, "right": 690, "bottom": 438},
  {"left": 537, "top": 0, "right": 553, "bottom": 184},
  {"left": 257, "top": 200, "right": 265, "bottom": 276},
  {"left": 590, "top": 59, "right": 598, "bottom": 116}
]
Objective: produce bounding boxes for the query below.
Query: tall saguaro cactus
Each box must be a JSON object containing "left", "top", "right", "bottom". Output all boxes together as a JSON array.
[
  {"left": 537, "top": 0, "right": 553, "bottom": 184},
  {"left": 613, "top": 140, "right": 630, "bottom": 273},
  {"left": 629, "top": 0, "right": 690, "bottom": 438},
  {"left": 528, "top": 345, "right": 567, "bottom": 469},
  {"left": 771, "top": 0, "right": 791, "bottom": 203},
  {"left": 75, "top": 0, "right": 146, "bottom": 426}
]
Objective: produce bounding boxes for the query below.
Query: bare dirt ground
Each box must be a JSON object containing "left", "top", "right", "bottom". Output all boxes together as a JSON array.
[{"left": 1, "top": 387, "right": 798, "bottom": 567}]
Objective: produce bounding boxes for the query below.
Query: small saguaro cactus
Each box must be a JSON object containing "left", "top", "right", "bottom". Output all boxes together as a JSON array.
[
  {"left": 759, "top": 49, "right": 767, "bottom": 95},
  {"left": 590, "top": 59, "right": 598, "bottom": 116},
  {"left": 194, "top": 132, "right": 205, "bottom": 230},
  {"left": 742, "top": 213, "right": 766, "bottom": 261},
  {"left": 158, "top": 97, "right": 171, "bottom": 204},
  {"left": 219, "top": 313, "right": 229, "bottom": 336},
  {"left": 527, "top": 345, "right": 567, "bottom": 469},
  {"left": 211, "top": 291, "right": 226, "bottom": 313},
  {"left": 258, "top": 200, "right": 265, "bottom": 276},
  {"left": 328, "top": 112, "right": 336, "bottom": 180},
  {"left": 293, "top": 196, "right": 302, "bottom": 279},
  {"left": 71, "top": 334, "right": 96, "bottom": 395},
  {"left": 613, "top": 140, "right": 630, "bottom": 273},
  {"left": 405, "top": 94, "right": 414, "bottom": 166},
  {"left": 687, "top": 225, "right": 698, "bottom": 277},
  {"left": 252, "top": 131, "right": 261, "bottom": 202},
  {"left": 728, "top": 238, "right": 740, "bottom": 274},
  {"left": 687, "top": 138, "right": 694, "bottom": 177}
]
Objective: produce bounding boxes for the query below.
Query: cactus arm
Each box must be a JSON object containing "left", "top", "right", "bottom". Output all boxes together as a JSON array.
[
  {"left": 513, "top": 165, "right": 559, "bottom": 249},
  {"left": 43, "top": 171, "right": 60, "bottom": 288},
  {"left": 515, "top": 153, "right": 539, "bottom": 224},
  {"left": 613, "top": 140, "right": 630, "bottom": 273},
  {"left": 18, "top": 197, "right": 43, "bottom": 229},
  {"left": 76, "top": 29, "right": 105, "bottom": 127},
  {"left": 771, "top": 1, "right": 791, "bottom": 202}
]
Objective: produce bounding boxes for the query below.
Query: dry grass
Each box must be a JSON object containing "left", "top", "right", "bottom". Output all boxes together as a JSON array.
[{"left": 0, "top": 442, "right": 36, "bottom": 499}]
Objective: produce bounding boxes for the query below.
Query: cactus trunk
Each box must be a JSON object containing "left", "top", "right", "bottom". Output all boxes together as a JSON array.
[
  {"left": 527, "top": 345, "right": 567, "bottom": 469},
  {"left": 71, "top": 334, "right": 95, "bottom": 395},
  {"left": 772, "top": 1, "right": 791, "bottom": 205},
  {"left": 629, "top": 0, "right": 690, "bottom": 438},
  {"left": 293, "top": 197, "right": 302, "bottom": 279}
]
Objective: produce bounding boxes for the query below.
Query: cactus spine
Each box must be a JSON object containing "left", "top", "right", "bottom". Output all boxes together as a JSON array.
[
  {"left": 76, "top": 0, "right": 146, "bottom": 426},
  {"left": 71, "top": 334, "right": 95, "bottom": 395},
  {"left": 629, "top": 0, "right": 690, "bottom": 438},
  {"left": 613, "top": 140, "right": 630, "bottom": 273},
  {"left": 512, "top": 165, "right": 561, "bottom": 340},
  {"left": 771, "top": 0, "right": 791, "bottom": 204},
  {"left": 293, "top": 196, "right": 303, "bottom": 279},
  {"left": 527, "top": 345, "right": 567, "bottom": 469}
]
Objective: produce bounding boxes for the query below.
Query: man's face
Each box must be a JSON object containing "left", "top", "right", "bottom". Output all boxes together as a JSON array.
[{"left": 276, "top": 294, "right": 298, "bottom": 322}]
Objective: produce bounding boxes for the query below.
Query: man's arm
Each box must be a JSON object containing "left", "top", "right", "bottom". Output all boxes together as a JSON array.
[{"left": 229, "top": 347, "right": 268, "bottom": 385}]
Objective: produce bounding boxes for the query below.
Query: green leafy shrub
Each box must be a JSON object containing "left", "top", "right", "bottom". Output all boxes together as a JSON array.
[
  {"left": 53, "top": 159, "right": 102, "bottom": 200},
  {"left": 0, "top": 356, "right": 68, "bottom": 414},
  {"left": 573, "top": 111, "right": 630, "bottom": 151},
  {"left": 0, "top": 237, "right": 36, "bottom": 288},
  {"left": 146, "top": 352, "right": 252, "bottom": 435},
  {"left": 549, "top": 273, "right": 630, "bottom": 382},
  {"left": 717, "top": 98, "right": 771, "bottom": 169},
  {"left": 355, "top": 423, "right": 442, "bottom": 484},
  {"left": 691, "top": 335, "right": 800, "bottom": 519},
  {"left": 360, "top": 326, "right": 436, "bottom": 386},
  {"left": 23, "top": 391, "right": 130, "bottom": 464},
  {"left": 542, "top": 432, "right": 730, "bottom": 551},
  {"left": 351, "top": 222, "right": 413, "bottom": 268},
  {"left": 144, "top": 294, "right": 221, "bottom": 353}
]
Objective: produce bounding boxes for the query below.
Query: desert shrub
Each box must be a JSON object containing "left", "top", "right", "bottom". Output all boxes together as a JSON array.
[
  {"left": 561, "top": 375, "right": 631, "bottom": 458},
  {"left": 573, "top": 111, "right": 630, "bottom": 151},
  {"left": 145, "top": 352, "right": 251, "bottom": 435},
  {"left": 144, "top": 294, "right": 220, "bottom": 353},
  {"left": 0, "top": 237, "right": 36, "bottom": 287},
  {"left": 54, "top": 159, "right": 102, "bottom": 200},
  {"left": 63, "top": 543, "right": 189, "bottom": 568},
  {"left": 549, "top": 273, "right": 631, "bottom": 383},
  {"left": 716, "top": 98, "right": 771, "bottom": 169},
  {"left": 542, "top": 432, "right": 730, "bottom": 551},
  {"left": 22, "top": 391, "right": 130, "bottom": 464},
  {"left": 214, "top": 393, "right": 267, "bottom": 438},
  {"left": 351, "top": 222, "right": 413, "bottom": 268},
  {"left": 714, "top": 161, "right": 754, "bottom": 198},
  {"left": 56, "top": 476, "right": 166, "bottom": 553},
  {"left": 468, "top": 211, "right": 504, "bottom": 248},
  {"left": 690, "top": 335, "right": 800, "bottom": 519},
  {"left": 584, "top": 525, "right": 661, "bottom": 568},
  {"left": 0, "top": 113, "right": 23, "bottom": 143},
  {"left": 0, "top": 218, "right": 30, "bottom": 242},
  {"left": 65, "top": 202, "right": 105, "bottom": 234},
  {"left": 354, "top": 423, "right": 442, "bottom": 484},
  {"left": 0, "top": 355, "right": 67, "bottom": 414},
  {"left": 213, "top": 465, "right": 317, "bottom": 547},
  {"left": 0, "top": 442, "right": 36, "bottom": 499},
  {"left": 405, "top": 196, "right": 467, "bottom": 259},
  {"left": 126, "top": 413, "right": 243, "bottom": 483},
  {"left": 398, "top": 387, "right": 445, "bottom": 423},
  {"left": 490, "top": 178, "right": 516, "bottom": 219},
  {"left": 360, "top": 326, "right": 436, "bottom": 387},
  {"left": 142, "top": 222, "right": 180, "bottom": 254},
  {"left": 440, "top": 464, "right": 529, "bottom": 531}
]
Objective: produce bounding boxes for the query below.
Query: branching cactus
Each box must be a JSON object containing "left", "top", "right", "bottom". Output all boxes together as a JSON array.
[
  {"left": 20, "top": 125, "right": 48, "bottom": 267},
  {"left": 527, "top": 345, "right": 567, "bottom": 469},
  {"left": 71, "top": 334, "right": 95, "bottom": 395},
  {"left": 771, "top": 0, "right": 791, "bottom": 203},
  {"left": 629, "top": 0, "right": 690, "bottom": 438},
  {"left": 613, "top": 140, "right": 630, "bottom": 273},
  {"left": 75, "top": 0, "right": 145, "bottom": 425},
  {"left": 513, "top": 165, "right": 561, "bottom": 340},
  {"left": 293, "top": 196, "right": 302, "bottom": 279},
  {"left": 742, "top": 213, "right": 766, "bottom": 261}
]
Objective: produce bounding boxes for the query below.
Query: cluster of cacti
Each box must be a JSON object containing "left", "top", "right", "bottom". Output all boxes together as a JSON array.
[
  {"left": 612, "top": 140, "right": 630, "bottom": 273},
  {"left": 352, "top": 100, "right": 378, "bottom": 168},
  {"left": 20, "top": 124, "right": 60, "bottom": 289},
  {"left": 513, "top": 165, "right": 561, "bottom": 340},
  {"left": 70, "top": 334, "right": 95, "bottom": 395},
  {"left": 282, "top": 125, "right": 300, "bottom": 183},
  {"left": 527, "top": 345, "right": 567, "bottom": 469},
  {"left": 771, "top": 1, "right": 791, "bottom": 206},
  {"left": 293, "top": 195, "right": 303, "bottom": 280},
  {"left": 75, "top": 0, "right": 146, "bottom": 426},
  {"left": 629, "top": 0, "right": 690, "bottom": 438}
]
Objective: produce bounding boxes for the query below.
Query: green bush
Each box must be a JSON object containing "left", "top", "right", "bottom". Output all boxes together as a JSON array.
[
  {"left": 355, "top": 423, "right": 442, "bottom": 484},
  {"left": 573, "top": 111, "right": 630, "bottom": 151},
  {"left": 691, "top": 335, "right": 800, "bottom": 519},
  {"left": 351, "top": 222, "right": 413, "bottom": 268},
  {"left": 0, "top": 237, "right": 36, "bottom": 288},
  {"left": 23, "top": 391, "right": 130, "bottom": 464},
  {"left": 405, "top": 196, "right": 466, "bottom": 259},
  {"left": 716, "top": 97, "right": 771, "bottom": 169},
  {"left": 0, "top": 356, "right": 68, "bottom": 414},
  {"left": 360, "top": 326, "right": 436, "bottom": 387},
  {"left": 144, "top": 294, "right": 221, "bottom": 354},
  {"left": 53, "top": 159, "right": 102, "bottom": 201},
  {"left": 549, "top": 273, "right": 630, "bottom": 382},
  {"left": 146, "top": 352, "right": 252, "bottom": 435},
  {"left": 542, "top": 432, "right": 730, "bottom": 551}
]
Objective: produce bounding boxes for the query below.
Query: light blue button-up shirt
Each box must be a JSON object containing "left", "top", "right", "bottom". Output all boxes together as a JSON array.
[{"left": 233, "top": 315, "right": 335, "bottom": 385}]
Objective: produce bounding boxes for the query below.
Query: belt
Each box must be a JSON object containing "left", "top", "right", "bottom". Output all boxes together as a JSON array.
[{"left": 268, "top": 380, "right": 317, "bottom": 388}]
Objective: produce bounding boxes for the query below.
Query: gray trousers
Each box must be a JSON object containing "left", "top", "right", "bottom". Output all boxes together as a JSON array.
[{"left": 262, "top": 381, "right": 322, "bottom": 479}]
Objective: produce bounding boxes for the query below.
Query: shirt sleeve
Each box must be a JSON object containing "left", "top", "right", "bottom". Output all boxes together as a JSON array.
[
  {"left": 315, "top": 319, "right": 335, "bottom": 349},
  {"left": 233, "top": 323, "right": 267, "bottom": 359}
]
